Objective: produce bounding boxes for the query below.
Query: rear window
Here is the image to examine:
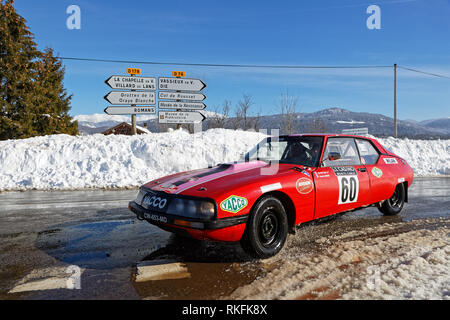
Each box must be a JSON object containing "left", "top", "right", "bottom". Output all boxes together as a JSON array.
[{"left": 355, "top": 139, "right": 380, "bottom": 165}]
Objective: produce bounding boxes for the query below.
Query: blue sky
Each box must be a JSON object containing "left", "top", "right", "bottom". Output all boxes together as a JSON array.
[{"left": 13, "top": 0, "right": 450, "bottom": 120}]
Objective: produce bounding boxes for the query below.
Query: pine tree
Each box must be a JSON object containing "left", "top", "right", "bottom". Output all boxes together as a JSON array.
[
  {"left": 0, "top": 0, "right": 78, "bottom": 140},
  {"left": 33, "top": 48, "right": 78, "bottom": 136}
]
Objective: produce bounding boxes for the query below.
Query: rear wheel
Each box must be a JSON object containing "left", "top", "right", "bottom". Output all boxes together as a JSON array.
[
  {"left": 240, "top": 196, "right": 288, "bottom": 259},
  {"left": 378, "top": 183, "right": 405, "bottom": 216}
]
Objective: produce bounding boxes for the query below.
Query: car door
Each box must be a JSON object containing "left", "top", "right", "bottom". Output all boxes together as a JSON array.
[
  {"left": 355, "top": 138, "right": 396, "bottom": 203},
  {"left": 313, "top": 137, "right": 370, "bottom": 219}
]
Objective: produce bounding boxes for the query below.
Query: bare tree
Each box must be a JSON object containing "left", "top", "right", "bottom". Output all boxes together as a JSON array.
[
  {"left": 279, "top": 89, "right": 298, "bottom": 134},
  {"left": 208, "top": 105, "right": 220, "bottom": 129},
  {"left": 209, "top": 100, "right": 231, "bottom": 129},
  {"left": 253, "top": 108, "right": 261, "bottom": 132},
  {"left": 232, "top": 108, "right": 242, "bottom": 130},
  {"left": 237, "top": 94, "right": 253, "bottom": 130},
  {"left": 217, "top": 100, "right": 230, "bottom": 128},
  {"left": 304, "top": 118, "right": 327, "bottom": 133}
]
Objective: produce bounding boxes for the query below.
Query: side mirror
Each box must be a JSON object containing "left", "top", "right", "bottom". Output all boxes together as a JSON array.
[{"left": 328, "top": 152, "right": 341, "bottom": 161}]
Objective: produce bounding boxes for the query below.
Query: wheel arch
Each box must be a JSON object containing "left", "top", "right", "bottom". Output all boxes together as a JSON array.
[
  {"left": 402, "top": 181, "right": 408, "bottom": 202},
  {"left": 251, "top": 191, "right": 296, "bottom": 232}
]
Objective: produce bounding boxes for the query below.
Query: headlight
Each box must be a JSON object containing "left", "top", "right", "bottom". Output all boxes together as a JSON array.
[
  {"left": 167, "top": 198, "right": 216, "bottom": 220},
  {"left": 135, "top": 189, "right": 146, "bottom": 205}
]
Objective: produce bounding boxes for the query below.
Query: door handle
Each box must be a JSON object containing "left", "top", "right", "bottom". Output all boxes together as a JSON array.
[{"left": 357, "top": 168, "right": 367, "bottom": 172}]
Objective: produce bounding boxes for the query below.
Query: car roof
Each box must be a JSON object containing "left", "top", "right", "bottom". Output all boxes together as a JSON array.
[{"left": 285, "top": 133, "right": 372, "bottom": 139}]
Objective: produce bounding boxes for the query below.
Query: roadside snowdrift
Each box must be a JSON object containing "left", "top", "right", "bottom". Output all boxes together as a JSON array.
[
  {"left": 0, "top": 129, "right": 449, "bottom": 190},
  {"left": 225, "top": 219, "right": 450, "bottom": 300}
]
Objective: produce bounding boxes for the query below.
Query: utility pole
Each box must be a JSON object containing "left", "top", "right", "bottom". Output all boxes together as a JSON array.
[{"left": 394, "top": 63, "right": 397, "bottom": 138}]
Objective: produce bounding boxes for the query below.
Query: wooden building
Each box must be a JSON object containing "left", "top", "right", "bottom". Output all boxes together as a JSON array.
[{"left": 101, "top": 122, "right": 150, "bottom": 135}]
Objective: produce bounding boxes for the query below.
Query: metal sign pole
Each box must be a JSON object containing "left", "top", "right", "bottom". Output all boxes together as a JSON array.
[
  {"left": 175, "top": 72, "right": 183, "bottom": 130},
  {"left": 131, "top": 74, "right": 137, "bottom": 135}
]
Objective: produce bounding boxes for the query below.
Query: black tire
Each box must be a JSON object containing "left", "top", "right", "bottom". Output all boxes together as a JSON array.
[
  {"left": 378, "top": 183, "right": 406, "bottom": 216},
  {"left": 240, "top": 196, "right": 288, "bottom": 259}
]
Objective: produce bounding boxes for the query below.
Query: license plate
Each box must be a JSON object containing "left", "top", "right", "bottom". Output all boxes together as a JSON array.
[{"left": 143, "top": 212, "right": 168, "bottom": 224}]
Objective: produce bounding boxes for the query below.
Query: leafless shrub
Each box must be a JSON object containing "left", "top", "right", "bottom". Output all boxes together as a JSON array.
[{"left": 279, "top": 89, "right": 298, "bottom": 134}]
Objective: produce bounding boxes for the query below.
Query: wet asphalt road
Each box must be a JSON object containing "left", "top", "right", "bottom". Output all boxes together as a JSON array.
[{"left": 0, "top": 177, "right": 448, "bottom": 300}]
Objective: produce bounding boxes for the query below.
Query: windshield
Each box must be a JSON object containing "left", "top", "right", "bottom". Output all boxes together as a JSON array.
[{"left": 244, "top": 136, "right": 324, "bottom": 167}]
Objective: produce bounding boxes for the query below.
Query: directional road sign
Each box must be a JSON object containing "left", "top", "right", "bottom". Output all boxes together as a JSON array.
[
  {"left": 158, "top": 101, "right": 206, "bottom": 110},
  {"left": 158, "top": 77, "right": 206, "bottom": 92},
  {"left": 158, "top": 111, "right": 205, "bottom": 124},
  {"left": 104, "top": 91, "right": 156, "bottom": 105},
  {"left": 104, "top": 106, "right": 156, "bottom": 115},
  {"left": 105, "top": 76, "right": 156, "bottom": 90},
  {"left": 158, "top": 91, "right": 206, "bottom": 101}
]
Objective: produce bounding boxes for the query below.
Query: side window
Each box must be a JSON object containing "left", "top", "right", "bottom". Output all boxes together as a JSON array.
[
  {"left": 322, "top": 138, "right": 361, "bottom": 167},
  {"left": 355, "top": 139, "right": 380, "bottom": 165}
]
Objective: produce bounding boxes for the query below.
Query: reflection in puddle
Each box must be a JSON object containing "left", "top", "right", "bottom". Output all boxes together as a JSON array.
[{"left": 35, "top": 219, "right": 171, "bottom": 269}]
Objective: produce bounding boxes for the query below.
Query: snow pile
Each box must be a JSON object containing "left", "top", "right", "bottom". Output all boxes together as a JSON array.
[
  {"left": 225, "top": 219, "right": 450, "bottom": 300},
  {"left": 0, "top": 129, "right": 265, "bottom": 191},
  {"left": 377, "top": 137, "right": 450, "bottom": 175},
  {"left": 0, "top": 129, "right": 448, "bottom": 191}
]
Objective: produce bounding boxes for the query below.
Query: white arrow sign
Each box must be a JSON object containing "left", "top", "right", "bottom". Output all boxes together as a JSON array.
[
  {"left": 158, "top": 77, "right": 206, "bottom": 92},
  {"left": 158, "top": 91, "right": 206, "bottom": 101},
  {"left": 104, "top": 91, "right": 156, "bottom": 105},
  {"left": 158, "top": 111, "right": 205, "bottom": 124},
  {"left": 105, "top": 75, "right": 156, "bottom": 90},
  {"left": 104, "top": 106, "right": 156, "bottom": 115},
  {"left": 158, "top": 101, "right": 206, "bottom": 110}
]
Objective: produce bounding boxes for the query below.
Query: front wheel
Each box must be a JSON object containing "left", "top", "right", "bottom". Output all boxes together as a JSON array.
[
  {"left": 378, "top": 183, "right": 406, "bottom": 216},
  {"left": 240, "top": 196, "right": 288, "bottom": 259}
]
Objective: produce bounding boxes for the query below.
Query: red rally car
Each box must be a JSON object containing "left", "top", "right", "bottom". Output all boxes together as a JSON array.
[{"left": 129, "top": 134, "right": 414, "bottom": 258}]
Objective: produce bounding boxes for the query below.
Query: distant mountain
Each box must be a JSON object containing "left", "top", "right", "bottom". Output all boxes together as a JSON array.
[
  {"left": 419, "top": 118, "right": 450, "bottom": 135},
  {"left": 250, "top": 108, "right": 449, "bottom": 138},
  {"left": 74, "top": 108, "right": 450, "bottom": 138},
  {"left": 74, "top": 111, "right": 219, "bottom": 135}
]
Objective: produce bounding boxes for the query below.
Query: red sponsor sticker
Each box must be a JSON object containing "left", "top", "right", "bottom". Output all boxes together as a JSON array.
[{"left": 296, "top": 177, "right": 313, "bottom": 194}]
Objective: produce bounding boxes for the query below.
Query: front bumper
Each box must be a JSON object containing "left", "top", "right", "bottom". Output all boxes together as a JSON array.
[{"left": 128, "top": 200, "right": 248, "bottom": 231}]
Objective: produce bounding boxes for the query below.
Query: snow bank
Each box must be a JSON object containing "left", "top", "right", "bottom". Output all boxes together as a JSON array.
[
  {"left": 377, "top": 137, "right": 450, "bottom": 176},
  {"left": 0, "top": 129, "right": 265, "bottom": 191},
  {"left": 0, "top": 129, "right": 448, "bottom": 191},
  {"left": 225, "top": 219, "right": 450, "bottom": 300}
]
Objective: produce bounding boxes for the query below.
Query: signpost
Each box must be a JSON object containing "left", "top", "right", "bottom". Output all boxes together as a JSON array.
[
  {"left": 158, "top": 101, "right": 206, "bottom": 110},
  {"left": 157, "top": 73, "right": 207, "bottom": 129},
  {"left": 158, "top": 111, "right": 206, "bottom": 124},
  {"left": 104, "top": 106, "right": 156, "bottom": 115},
  {"left": 158, "top": 77, "right": 206, "bottom": 92},
  {"left": 341, "top": 128, "right": 369, "bottom": 136},
  {"left": 105, "top": 75, "right": 156, "bottom": 90},
  {"left": 104, "top": 91, "right": 156, "bottom": 105},
  {"left": 104, "top": 70, "right": 207, "bottom": 134},
  {"left": 158, "top": 91, "right": 206, "bottom": 101}
]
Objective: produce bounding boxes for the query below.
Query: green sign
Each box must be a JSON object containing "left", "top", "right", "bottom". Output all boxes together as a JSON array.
[
  {"left": 220, "top": 195, "right": 248, "bottom": 214},
  {"left": 372, "top": 167, "right": 383, "bottom": 178}
]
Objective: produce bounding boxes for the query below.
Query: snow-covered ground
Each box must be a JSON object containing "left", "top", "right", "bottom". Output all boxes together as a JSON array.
[
  {"left": 0, "top": 129, "right": 449, "bottom": 191},
  {"left": 225, "top": 219, "right": 450, "bottom": 300}
]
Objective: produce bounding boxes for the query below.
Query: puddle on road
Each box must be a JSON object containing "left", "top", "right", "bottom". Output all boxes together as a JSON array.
[
  {"left": 130, "top": 235, "right": 269, "bottom": 300},
  {"left": 30, "top": 218, "right": 268, "bottom": 300},
  {"left": 35, "top": 219, "right": 171, "bottom": 269},
  {"left": 133, "top": 260, "right": 265, "bottom": 300}
]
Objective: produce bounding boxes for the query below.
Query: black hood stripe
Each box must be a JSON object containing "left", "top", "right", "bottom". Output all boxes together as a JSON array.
[{"left": 171, "top": 164, "right": 231, "bottom": 187}]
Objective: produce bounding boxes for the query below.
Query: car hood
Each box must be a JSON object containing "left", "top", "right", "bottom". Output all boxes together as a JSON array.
[{"left": 145, "top": 161, "right": 275, "bottom": 195}]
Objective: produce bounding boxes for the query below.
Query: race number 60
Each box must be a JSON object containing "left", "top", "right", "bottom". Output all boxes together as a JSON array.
[{"left": 338, "top": 176, "right": 359, "bottom": 204}]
